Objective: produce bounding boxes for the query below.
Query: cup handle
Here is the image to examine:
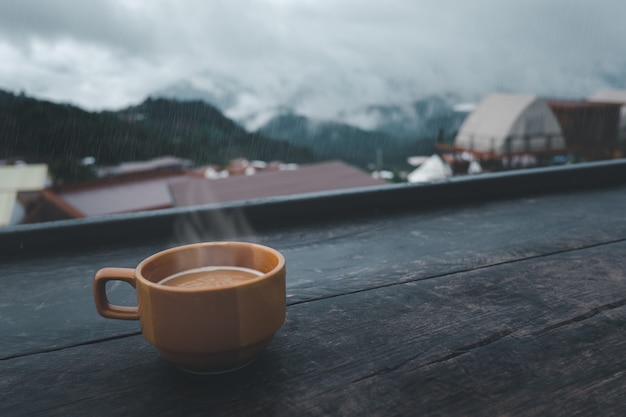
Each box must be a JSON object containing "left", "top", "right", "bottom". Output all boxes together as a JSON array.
[{"left": 94, "top": 267, "right": 140, "bottom": 320}]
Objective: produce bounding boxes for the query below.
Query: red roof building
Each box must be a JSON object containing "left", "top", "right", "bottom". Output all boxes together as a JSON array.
[
  {"left": 19, "top": 161, "right": 388, "bottom": 224},
  {"left": 168, "top": 161, "right": 387, "bottom": 207}
]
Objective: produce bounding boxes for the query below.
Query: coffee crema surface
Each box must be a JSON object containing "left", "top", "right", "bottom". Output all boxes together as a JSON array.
[{"left": 157, "top": 266, "right": 263, "bottom": 288}]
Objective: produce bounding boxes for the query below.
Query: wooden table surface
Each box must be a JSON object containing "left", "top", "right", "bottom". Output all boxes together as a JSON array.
[{"left": 2, "top": 177, "right": 626, "bottom": 416}]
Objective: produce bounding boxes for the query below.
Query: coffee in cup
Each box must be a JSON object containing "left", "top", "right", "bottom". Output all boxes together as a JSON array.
[
  {"left": 157, "top": 266, "right": 263, "bottom": 288},
  {"left": 93, "top": 242, "right": 286, "bottom": 374}
]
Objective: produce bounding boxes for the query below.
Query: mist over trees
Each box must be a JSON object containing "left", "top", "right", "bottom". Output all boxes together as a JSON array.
[{"left": 0, "top": 91, "right": 315, "bottom": 181}]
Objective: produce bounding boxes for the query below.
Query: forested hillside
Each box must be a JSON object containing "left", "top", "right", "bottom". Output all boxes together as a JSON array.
[{"left": 0, "top": 91, "right": 314, "bottom": 177}]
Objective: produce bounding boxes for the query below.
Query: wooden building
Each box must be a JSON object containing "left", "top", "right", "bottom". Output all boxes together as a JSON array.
[
  {"left": 547, "top": 100, "right": 622, "bottom": 161},
  {"left": 17, "top": 161, "right": 387, "bottom": 224},
  {"left": 440, "top": 94, "right": 567, "bottom": 173}
]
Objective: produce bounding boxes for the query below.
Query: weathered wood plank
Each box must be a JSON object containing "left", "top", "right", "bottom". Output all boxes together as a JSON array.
[
  {"left": 4, "top": 159, "right": 626, "bottom": 257},
  {"left": 2, "top": 242, "right": 626, "bottom": 416},
  {"left": 2, "top": 185, "right": 626, "bottom": 359}
]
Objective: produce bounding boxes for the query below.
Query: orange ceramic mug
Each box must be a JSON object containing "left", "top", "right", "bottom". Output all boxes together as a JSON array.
[{"left": 94, "top": 241, "right": 286, "bottom": 374}]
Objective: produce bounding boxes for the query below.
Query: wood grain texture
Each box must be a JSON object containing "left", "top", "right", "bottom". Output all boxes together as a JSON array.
[
  {"left": 3, "top": 158, "right": 626, "bottom": 257},
  {"left": 2, "top": 185, "right": 626, "bottom": 359},
  {"left": 2, "top": 242, "right": 626, "bottom": 416},
  {"left": 3, "top": 179, "right": 626, "bottom": 416}
]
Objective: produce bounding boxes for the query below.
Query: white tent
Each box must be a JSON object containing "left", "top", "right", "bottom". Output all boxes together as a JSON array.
[
  {"left": 407, "top": 154, "right": 452, "bottom": 183},
  {"left": 454, "top": 93, "right": 566, "bottom": 154},
  {"left": 589, "top": 90, "right": 626, "bottom": 143}
]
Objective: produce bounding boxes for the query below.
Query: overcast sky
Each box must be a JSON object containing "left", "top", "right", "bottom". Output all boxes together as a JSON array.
[{"left": 0, "top": 0, "right": 625, "bottom": 120}]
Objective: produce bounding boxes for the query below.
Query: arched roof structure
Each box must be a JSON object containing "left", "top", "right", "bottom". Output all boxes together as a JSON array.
[{"left": 454, "top": 94, "right": 566, "bottom": 154}]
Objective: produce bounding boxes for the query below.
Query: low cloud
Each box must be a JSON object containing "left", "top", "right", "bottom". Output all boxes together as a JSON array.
[{"left": 0, "top": 0, "right": 624, "bottom": 118}]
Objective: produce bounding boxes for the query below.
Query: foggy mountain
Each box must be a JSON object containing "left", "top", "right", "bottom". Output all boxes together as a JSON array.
[
  {"left": 153, "top": 78, "right": 282, "bottom": 132},
  {"left": 154, "top": 79, "right": 244, "bottom": 117},
  {"left": 152, "top": 80, "right": 471, "bottom": 138},
  {"left": 152, "top": 81, "right": 472, "bottom": 170},
  {"left": 336, "top": 95, "right": 469, "bottom": 140},
  {"left": 0, "top": 90, "right": 314, "bottom": 182},
  {"left": 256, "top": 113, "right": 437, "bottom": 170}
]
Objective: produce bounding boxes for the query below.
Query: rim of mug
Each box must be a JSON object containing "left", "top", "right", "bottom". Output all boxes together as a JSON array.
[{"left": 134, "top": 241, "right": 285, "bottom": 292}]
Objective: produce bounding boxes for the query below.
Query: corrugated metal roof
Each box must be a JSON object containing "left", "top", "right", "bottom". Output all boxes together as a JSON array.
[
  {"left": 30, "top": 161, "right": 385, "bottom": 221},
  {"left": 169, "top": 161, "right": 387, "bottom": 207},
  {"left": 57, "top": 175, "right": 187, "bottom": 216}
]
